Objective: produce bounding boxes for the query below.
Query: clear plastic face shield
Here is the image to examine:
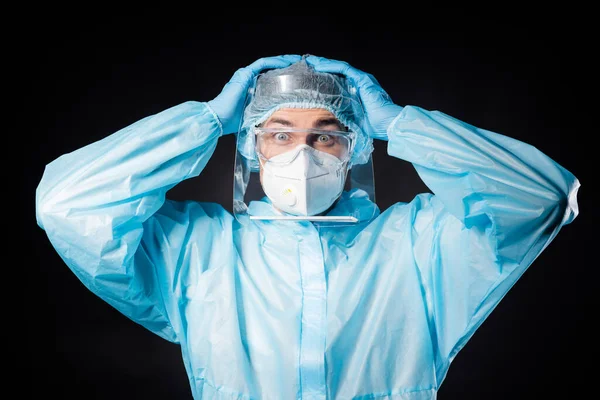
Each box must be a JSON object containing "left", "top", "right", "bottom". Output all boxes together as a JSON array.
[{"left": 233, "top": 58, "right": 376, "bottom": 226}]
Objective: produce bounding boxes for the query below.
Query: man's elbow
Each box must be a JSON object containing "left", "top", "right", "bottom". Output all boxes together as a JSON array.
[{"left": 560, "top": 177, "right": 581, "bottom": 225}]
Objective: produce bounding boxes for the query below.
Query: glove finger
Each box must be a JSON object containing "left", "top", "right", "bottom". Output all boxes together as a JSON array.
[
  {"left": 306, "top": 56, "right": 390, "bottom": 106},
  {"left": 305, "top": 55, "right": 352, "bottom": 75},
  {"left": 365, "top": 72, "right": 381, "bottom": 86},
  {"left": 247, "top": 54, "right": 303, "bottom": 74},
  {"left": 362, "top": 84, "right": 393, "bottom": 106},
  {"left": 226, "top": 55, "right": 302, "bottom": 87},
  {"left": 305, "top": 55, "right": 370, "bottom": 86}
]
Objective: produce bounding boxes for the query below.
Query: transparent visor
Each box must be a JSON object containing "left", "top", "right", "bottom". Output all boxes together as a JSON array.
[
  {"left": 255, "top": 128, "right": 354, "bottom": 165},
  {"left": 233, "top": 129, "right": 377, "bottom": 226},
  {"left": 232, "top": 64, "right": 377, "bottom": 227}
]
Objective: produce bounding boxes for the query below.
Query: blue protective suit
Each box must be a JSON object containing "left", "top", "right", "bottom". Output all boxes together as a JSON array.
[{"left": 36, "top": 100, "right": 579, "bottom": 399}]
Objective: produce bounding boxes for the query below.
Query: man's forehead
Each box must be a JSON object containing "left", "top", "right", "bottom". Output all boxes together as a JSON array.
[{"left": 264, "top": 108, "right": 343, "bottom": 128}]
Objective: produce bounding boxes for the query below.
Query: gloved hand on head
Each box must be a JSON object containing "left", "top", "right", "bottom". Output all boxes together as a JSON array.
[
  {"left": 208, "top": 54, "right": 303, "bottom": 136},
  {"left": 305, "top": 55, "right": 403, "bottom": 140}
]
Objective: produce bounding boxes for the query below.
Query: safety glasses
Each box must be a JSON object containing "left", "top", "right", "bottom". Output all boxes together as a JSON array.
[{"left": 254, "top": 127, "right": 355, "bottom": 164}]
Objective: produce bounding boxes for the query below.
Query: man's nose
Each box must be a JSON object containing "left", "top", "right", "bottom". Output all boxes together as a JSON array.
[{"left": 298, "top": 133, "right": 313, "bottom": 146}]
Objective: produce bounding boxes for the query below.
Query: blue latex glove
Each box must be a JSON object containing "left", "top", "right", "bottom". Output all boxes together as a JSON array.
[
  {"left": 208, "top": 55, "right": 302, "bottom": 135},
  {"left": 306, "top": 55, "right": 403, "bottom": 140}
]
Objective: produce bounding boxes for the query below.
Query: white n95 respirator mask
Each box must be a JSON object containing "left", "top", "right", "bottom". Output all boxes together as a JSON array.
[{"left": 260, "top": 145, "right": 348, "bottom": 216}]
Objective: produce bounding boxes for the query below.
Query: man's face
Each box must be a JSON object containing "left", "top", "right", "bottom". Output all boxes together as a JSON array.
[{"left": 257, "top": 108, "right": 348, "bottom": 180}]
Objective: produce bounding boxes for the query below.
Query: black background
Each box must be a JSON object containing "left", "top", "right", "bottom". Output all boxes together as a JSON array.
[{"left": 18, "top": 14, "right": 593, "bottom": 399}]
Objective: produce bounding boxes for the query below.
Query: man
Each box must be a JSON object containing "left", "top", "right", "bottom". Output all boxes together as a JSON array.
[{"left": 36, "top": 54, "right": 580, "bottom": 399}]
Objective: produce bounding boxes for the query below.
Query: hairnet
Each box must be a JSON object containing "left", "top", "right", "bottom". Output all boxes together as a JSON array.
[{"left": 237, "top": 57, "right": 373, "bottom": 169}]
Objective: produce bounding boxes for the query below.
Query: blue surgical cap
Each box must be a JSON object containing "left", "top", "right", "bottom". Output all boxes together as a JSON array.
[{"left": 237, "top": 57, "right": 373, "bottom": 169}]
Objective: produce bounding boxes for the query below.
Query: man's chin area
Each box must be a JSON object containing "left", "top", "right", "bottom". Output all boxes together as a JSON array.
[{"left": 270, "top": 200, "right": 339, "bottom": 217}]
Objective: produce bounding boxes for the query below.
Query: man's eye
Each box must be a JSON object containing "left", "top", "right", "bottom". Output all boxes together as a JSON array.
[
  {"left": 317, "top": 135, "right": 332, "bottom": 143},
  {"left": 274, "top": 133, "right": 289, "bottom": 141}
]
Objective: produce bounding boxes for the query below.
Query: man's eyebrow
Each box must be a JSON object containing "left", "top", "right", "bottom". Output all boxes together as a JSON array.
[
  {"left": 264, "top": 118, "right": 293, "bottom": 127},
  {"left": 313, "top": 118, "right": 345, "bottom": 130},
  {"left": 263, "top": 117, "right": 345, "bottom": 130}
]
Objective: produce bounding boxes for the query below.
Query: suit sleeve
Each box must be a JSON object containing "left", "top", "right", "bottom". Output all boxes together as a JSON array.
[
  {"left": 35, "top": 101, "right": 224, "bottom": 343},
  {"left": 386, "top": 105, "right": 580, "bottom": 380}
]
